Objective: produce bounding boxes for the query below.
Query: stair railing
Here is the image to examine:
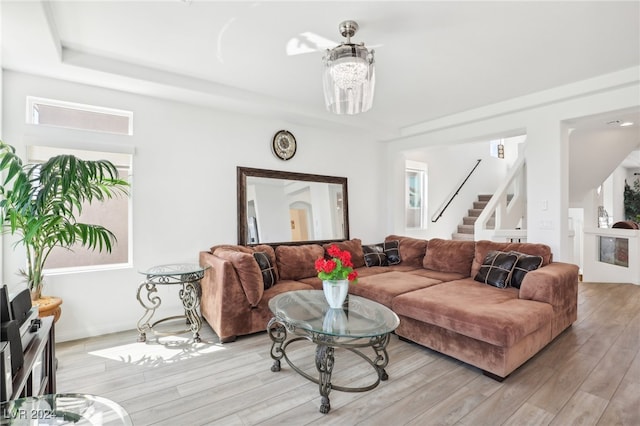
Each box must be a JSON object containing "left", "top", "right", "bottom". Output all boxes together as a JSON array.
[
  {"left": 474, "top": 155, "right": 526, "bottom": 241},
  {"left": 431, "top": 159, "right": 482, "bottom": 223}
]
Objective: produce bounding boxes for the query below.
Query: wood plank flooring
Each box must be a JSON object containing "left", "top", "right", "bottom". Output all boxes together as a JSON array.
[{"left": 55, "top": 282, "right": 640, "bottom": 425}]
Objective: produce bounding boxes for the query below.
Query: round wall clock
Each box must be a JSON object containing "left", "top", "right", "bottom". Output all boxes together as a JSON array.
[{"left": 272, "top": 130, "right": 297, "bottom": 160}]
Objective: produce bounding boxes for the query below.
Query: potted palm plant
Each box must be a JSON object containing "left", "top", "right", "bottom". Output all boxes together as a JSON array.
[{"left": 0, "top": 141, "right": 130, "bottom": 301}]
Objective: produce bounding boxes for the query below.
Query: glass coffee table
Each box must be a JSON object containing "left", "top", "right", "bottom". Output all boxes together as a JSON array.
[{"left": 267, "top": 290, "right": 400, "bottom": 414}]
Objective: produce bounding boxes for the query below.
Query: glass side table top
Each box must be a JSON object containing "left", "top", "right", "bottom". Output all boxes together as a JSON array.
[
  {"left": 269, "top": 290, "right": 400, "bottom": 338},
  {"left": 1, "top": 393, "right": 132, "bottom": 426},
  {"left": 138, "top": 263, "right": 205, "bottom": 276}
]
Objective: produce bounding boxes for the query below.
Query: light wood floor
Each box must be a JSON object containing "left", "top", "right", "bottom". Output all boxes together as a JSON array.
[{"left": 55, "top": 282, "right": 640, "bottom": 425}]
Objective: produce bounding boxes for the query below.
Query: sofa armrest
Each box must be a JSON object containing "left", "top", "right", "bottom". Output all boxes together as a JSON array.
[
  {"left": 519, "top": 262, "right": 579, "bottom": 312},
  {"left": 199, "top": 251, "right": 258, "bottom": 340}
]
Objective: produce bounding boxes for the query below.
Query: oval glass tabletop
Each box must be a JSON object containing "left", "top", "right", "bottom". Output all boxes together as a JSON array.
[
  {"left": 269, "top": 290, "right": 400, "bottom": 338},
  {"left": 138, "top": 263, "right": 205, "bottom": 276},
  {"left": 0, "top": 393, "right": 132, "bottom": 425}
]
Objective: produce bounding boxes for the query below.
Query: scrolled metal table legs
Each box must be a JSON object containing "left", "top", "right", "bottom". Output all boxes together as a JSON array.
[
  {"left": 315, "top": 341, "right": 335, "bottom": 414},
  {"left": 180, "top": 281, "right": 202, "bottom": 342},
  {"left": 136, "top": 281, "right": 161, "bottom": 342},
  {"left": 267, "top": 318, "right": 393, "bottom": 414},
  {"left": 371, "top": 333, "right": 391, "bottom": 381},
  {"left": 267, "top": 317, "right": 286, "bottom": 372}
]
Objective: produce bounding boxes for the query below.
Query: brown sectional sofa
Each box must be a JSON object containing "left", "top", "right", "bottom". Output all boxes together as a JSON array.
[{"left": 198, "top": 235, "right": 579, "bottom": 380}]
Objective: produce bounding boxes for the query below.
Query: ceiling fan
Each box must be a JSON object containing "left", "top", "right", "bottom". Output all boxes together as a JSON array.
[{"left": 286, "top": 21, "right": 382, "bottom": 56}]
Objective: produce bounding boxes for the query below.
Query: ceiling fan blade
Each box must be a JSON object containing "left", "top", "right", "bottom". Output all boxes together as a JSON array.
[{"left": 286, "top": 32, "right": 382, "bottom": 56}]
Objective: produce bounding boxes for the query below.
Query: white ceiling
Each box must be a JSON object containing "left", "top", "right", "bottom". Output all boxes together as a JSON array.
[{"left": 3, "top": 0, "right": 640, "bottom": 142}]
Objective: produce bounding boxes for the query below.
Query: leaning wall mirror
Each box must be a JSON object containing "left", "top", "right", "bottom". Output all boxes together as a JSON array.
[{"left": 237, "top": 167, "right": 349, "bottom": 245}]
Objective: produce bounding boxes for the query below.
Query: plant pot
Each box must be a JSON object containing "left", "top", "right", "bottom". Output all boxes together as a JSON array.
[
  {"left": 322, "top": 279, "right": 349, "bottom": 309},
  {"left": 32, "top": 296, "right": 63, "bottom": 323}
]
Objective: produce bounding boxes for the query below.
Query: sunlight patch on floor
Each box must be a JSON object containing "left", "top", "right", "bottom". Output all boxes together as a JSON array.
[{"left": 88, "top": 336, "right": 226, "bottom": 367}]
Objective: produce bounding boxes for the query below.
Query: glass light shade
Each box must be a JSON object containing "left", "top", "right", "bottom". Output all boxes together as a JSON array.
[{"left": 323, "top": 43, "right": 375, "bottom": 115}]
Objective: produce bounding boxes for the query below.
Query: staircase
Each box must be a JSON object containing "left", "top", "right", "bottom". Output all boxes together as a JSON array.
[{"left": 452, "top": 195, "right": 494, "bottom": 240}]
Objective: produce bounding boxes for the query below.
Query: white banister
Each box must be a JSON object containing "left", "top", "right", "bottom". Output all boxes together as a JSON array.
[{"left": 475, "top": 155, "right": 527, "bottom": 241}]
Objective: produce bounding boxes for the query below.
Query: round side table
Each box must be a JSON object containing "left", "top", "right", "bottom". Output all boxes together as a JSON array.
[{"left": 136, "top": 263, "right": 207, "bottom": 343}]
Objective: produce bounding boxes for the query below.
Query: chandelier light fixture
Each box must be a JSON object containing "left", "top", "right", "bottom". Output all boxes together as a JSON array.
[{"left": 322, "top": 20, "right": 375, "bottom": 115}]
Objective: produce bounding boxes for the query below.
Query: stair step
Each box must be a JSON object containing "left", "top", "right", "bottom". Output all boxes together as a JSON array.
[
  {"left": 473, "top": 201, "right": 488, "bottom": 210},
  {"left": 456, "top": 194, "right": 506, "bottom": 238},
  {"left": 452, "top": 232, "right": 475, "bottom": 241},
  {"left": 463, "top": 217, "right": 495, "bottom": 226},
  {"left": 457, "top": 224, "right": 475, "bottom": 234},
  {"left": 463, "top": 216, "right": 477, "bottom": 225}
]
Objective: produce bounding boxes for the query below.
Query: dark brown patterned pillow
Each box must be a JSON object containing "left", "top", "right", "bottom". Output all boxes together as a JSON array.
[
  {"left": 508, "top": 251, "right": 543, "bottom": 289},
  {"left": 362, "top": 244, "right": 388, "bottom": 267},
  {"left": 253, "top": 251, "right": 276, "bottom": 289},
  {"left": 384, "top": 240, "right": 402, "bottom": 265},
  {"left": 474, "top": 250, "right": 519, "bottom": 288}
]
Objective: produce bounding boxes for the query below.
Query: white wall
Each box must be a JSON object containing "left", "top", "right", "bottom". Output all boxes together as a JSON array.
[
  {"left": 400, "top": 141, "right": 509, "bottom": 240},
  {"left": 569, "top": 126, "right": 639, "bottom": 204},
  {"left": 0, "top": 2, "right": 4, "bottom": 283},
  {"left": 2, "top": 71, "right": 385, "bottom": 341},
  {"left": 384, "top": 68, "right": 640, "bottom": 261}
]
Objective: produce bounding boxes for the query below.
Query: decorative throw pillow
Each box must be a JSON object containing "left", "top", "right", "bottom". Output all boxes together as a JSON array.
[
  {"left": 509, "top": 251, "right": 543, "bottom": 289},
  {"left": 384, "top": 240, "right": 402, "bottom": 265},
  {"left": 253, "top": 251, "right": 276, "bottom": 290},
  {"left": 362, "top": 244, "right": 388, "bottom": 267},
  {"left": 474, "top": 250, "right": 519, "bottom": 288}
]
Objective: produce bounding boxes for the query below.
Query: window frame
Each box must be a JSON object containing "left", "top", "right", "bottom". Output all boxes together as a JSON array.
[
  {"left": 405, "top": 160, "right": 428, "bottom": 230},
  {"left": 27, "top": 145, "right": 133, "bottom": 275},
  {"left": 26, "top": 96, "right": 134, "bottom": 136}
]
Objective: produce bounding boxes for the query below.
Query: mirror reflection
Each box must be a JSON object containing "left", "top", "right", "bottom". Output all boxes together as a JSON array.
[{"left": 237, "top": 167, "right": 349, "bottom": 245}]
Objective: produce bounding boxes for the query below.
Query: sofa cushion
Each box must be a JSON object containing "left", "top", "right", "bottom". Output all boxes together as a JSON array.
[
  {"left": 276, "top": 244, "right": 324, "bottom": 280},
  {"left": 354, "top": 265, "right": 392, "bottom": 279},
  {"left": 384, "top": 235, "right": 428, "bottom": 267},
  {"left": 349, "top": 271, "right": 441, "bottom": 308},
  {"left": 408, "top": 269, "right": 467, "bottom": 282},
  {"left": 392, "top": 279, "right": 554, "bottom": 347},
  {"left": 471, "top": 240, "right": 552, "bottom": 278},
  {"left": 298, "top": 276, "right": 323, "bottom": 289},
  {"left": 362, "top": 243, "right": 388, "bottom": 267},
  {"left": 214, "top": 249, "right": 263, "bottom": 307},
  {"left": 383, "top": 240, "right": 401, "bottom": 265},
  {"left": 253, "top": 251, "right": 276, "bottom": 290},
  {"left": 509, "top": 252, "right": 543, "bottom": 289},
  {"left": 474, "top": 251, "right": 519, "bottom": 288},
  {"left": 423, "top": 238, "right": 476, "bottom": 276},
  {"left": 324, "top": 239, "right": 365, "bottom": 268}
]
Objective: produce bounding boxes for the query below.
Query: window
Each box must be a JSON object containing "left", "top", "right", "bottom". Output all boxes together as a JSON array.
[
  {"left": 27, "top": 146, "right": 133, "bottom": 273},
  {"left": 27, "top": 96, "right": 133, "bottom": 135},
  {"left": 405, "top": 160, "right": 427, "bottom": 229}
]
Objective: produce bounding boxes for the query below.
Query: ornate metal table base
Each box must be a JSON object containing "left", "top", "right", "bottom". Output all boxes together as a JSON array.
[
  {"left": 136, "top": 264, "right": 205, "bottom": 343},
  {"left": 268, "top": 317, "right": 392, "bottom": 414}
]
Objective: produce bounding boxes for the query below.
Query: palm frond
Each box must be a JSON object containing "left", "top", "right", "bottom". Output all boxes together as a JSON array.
[{"left": 0, "top": 141, "right": 130, "bottom": 292}]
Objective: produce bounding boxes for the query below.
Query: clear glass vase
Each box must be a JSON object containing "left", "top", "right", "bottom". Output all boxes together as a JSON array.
[{"left": 322, "top": 279, "right": 349, "bottom": 309}]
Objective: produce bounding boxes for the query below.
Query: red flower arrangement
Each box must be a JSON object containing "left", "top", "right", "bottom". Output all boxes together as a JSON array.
[{"left": 315, "top": 244, "right": 358, "bottom": 282}]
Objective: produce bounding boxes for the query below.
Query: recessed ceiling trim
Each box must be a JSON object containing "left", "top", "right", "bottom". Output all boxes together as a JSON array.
[
  {"left": 398, "top": 66, "right": 640, "bottom": 140},
  {"left": 40, "top": 0, "right": 62, "bottom": 60}
]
